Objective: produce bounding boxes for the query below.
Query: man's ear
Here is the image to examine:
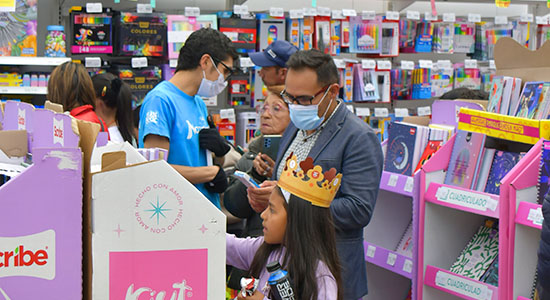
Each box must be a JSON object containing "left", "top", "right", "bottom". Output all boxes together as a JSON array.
[
  {"left": 329, "top": 83, "right": 340, "bottom": 98},
  {"left": 199, "top": 54, "right": 211, "bottom": 70}
]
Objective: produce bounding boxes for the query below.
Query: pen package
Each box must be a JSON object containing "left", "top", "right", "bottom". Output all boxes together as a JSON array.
[
  {"left": 354, "top": 65, "right": 379, "bottom": 102},
  {"left": 399, "top": 19, "right": 419, "bottom": 53},
  {"left": 341, "top": 17, "right": 351, "bottom": 48},
  {"left": 314, "top": 16, "right": 331, "bottom": 54},
  {"left": 343, "top": 62, "right": 354, "bottom": 102},
  {"left": 537, "top": 24, "right": 550, "bottom": 49},
  {"left": 330, "top": 19, "right": 342, "bottom": 56},
  {"left": 375, "top": 71, "right": 391, "bottom": 103},
  {"left": 167, "top": 15, "right": 200, "bottom": 59},
  {"left": 349, "top": 16, "right": 382, "bottom": 54},
  {"left": 414, "top": 21, "right": 434, "bottom": 53},
  {"left": 454, "top": 65, "right": 481, "bottom": 90},
  {"left": 512, "top": 20, "right": 530, "bottom": 48},
  {"left": 390, "top": 68, "right": 412, "bottom": 100},
  {"left": 411, "top": 67, "right": 432, "bottom": 99},
  {"left": 454, "top": 22, "right": 475, "bottom": 53},
  {"left": 431, "top": 67, "right": 454, "bottom": 97},
  {"left": 380, "top": 19, "right": 399, "bottom": 56},
  {"left": 302, "top": 17, "right": 314, "bottom": 50},
  {"left": 287, "top": 18, "right": 301, "bottom": 48},
  {"left": 433, "top": 22, "right": 454, "bottom": 54}
]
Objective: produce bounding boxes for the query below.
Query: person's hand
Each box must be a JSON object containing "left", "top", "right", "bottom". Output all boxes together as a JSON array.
[
  {"left": 237, "top": 290, "right": 264, "bottom": 300},
  {"left": 205, "top": 166, "right": 228, "bottom": 193},
  {"left": 199, "top": 128, "right": 230, "bottom": 157},
  {"left": 247, "top": 180, "right": 277, "bottom": 213},
  {"left": 253, "top": 153, "right": 276, "bottom": 178}
]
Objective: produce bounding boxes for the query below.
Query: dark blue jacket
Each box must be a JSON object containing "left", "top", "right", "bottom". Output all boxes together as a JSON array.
[
  {"left": 275, "top": 103, "right": 384, "bottom": 299},
  {"left": 538, "top": 193, "right": 550, "bottom": 299}
]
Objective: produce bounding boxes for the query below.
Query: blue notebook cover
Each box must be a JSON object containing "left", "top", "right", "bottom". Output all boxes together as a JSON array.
[
  {"left": 484, "top": 151, "right": 523, "bottom": 195},
  {"left": 538, "top": 140, "right": 550, "bottom": 204},
  {"left": 444, "top": 130, "right": 486, "bottom": 189},
  {"left": 516, "top": 81, "right": 545, "bottom": 119},
  {"left": 384, "top": 122, "right": 417, "bottom": 176}
]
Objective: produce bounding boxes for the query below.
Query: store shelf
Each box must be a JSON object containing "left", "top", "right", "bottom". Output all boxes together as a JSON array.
[
  {"left": 379, "top": 171, "right": 415, "bottom": 197},
  {"left": 424, "top": 265, "right": 498, "bottom": 300},
  {"left": 0, "top": 86, "right": 47, "bottom": 95},
  {"left": 515, "top": 201, "right": 543, "bottom": 230},
  {"left": 363, "top": 241, "right": 413, "bottom": 279},
  {"left": 0, "top": 56, "right": 70, "bottom": 66},
  {"left": 517, "top": 297, "right": 531, "bottom": 300},
  {"left": 425, "top": 182, "right": 500, "bottom": 219}
]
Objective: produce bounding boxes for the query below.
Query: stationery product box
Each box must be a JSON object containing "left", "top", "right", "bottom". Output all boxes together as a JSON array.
[
  {"left": 236, "top": 112, "right": 259, "bottom": 148},
  {"left": 0, "top": 0, "right": 37, "bottom": 56},
  {"left": 71, "top": 9, "right": 113, "bottom": 54},
  {"left": 258, "top": 17, "right": 286, "bottom": 51},
  {"left": 167, "top": 15, "right": 201, "bottom": 59},
  {"left": 91, "top": 151, "right": 226, "bottom": 299},
  {"left": 118, "top": 65, "right": 162, "bottom": 103},
  {"left": 0, "top": 107, "right": 83, "bottom": 299},
  {"left": 219, "top": 18, "right": 257, "bottom": 51},
  {"left": 114, "top": 12, "right": 167, "bottom": 57}
]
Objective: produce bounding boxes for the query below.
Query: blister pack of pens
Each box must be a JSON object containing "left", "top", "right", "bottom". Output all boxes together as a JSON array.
[
  {"left": 399, "top": 19, "right": 418, "bottom": 53},
  {"left": 380, "top": 19, "right": 399, "bottom": 56},
  {"left": 330, "top": 19, "right": 342, "bottom": 55},
  {"left": 431, "top": 66, "right": 454, "bottom": 97},
  {"left": 414, "top": 21, "right": 434, "bottom": 53},
  {"left": 454, "top": 22, "right": 475, "bottom": 53},
  {"left": 411, "top": 67, "right": 432, "bottom": 99},
  {"left": 433, "top": 22, "right": 454, "bottom": 54},
  {"left": 354, "top": 64, "right": 380, "bottom": 102},
  {"left": 390, "top": 68, "right": 412, "bottom": 100},
  {"left": 314, "top": 16, "right": 331, "bottom": 54},
  {"left": 349, "top": 16, "right": 381, "bottom": 54},
  {"left": 454, "top": 65, "right": 481, "bottom": 90},
  {"left": 512, "top": 20, "right": 530, "bottom": 48}
]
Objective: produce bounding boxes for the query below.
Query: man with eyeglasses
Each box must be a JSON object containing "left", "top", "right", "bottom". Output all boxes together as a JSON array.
[
  {"left": 248, "top": 49, "right": 384, "bottom": 299},
  {"left": 138, "top": 28, "right": 238, "bottom": 209},
  {"left": 249, "top": 40, "right": 298, "bottom": 86}
]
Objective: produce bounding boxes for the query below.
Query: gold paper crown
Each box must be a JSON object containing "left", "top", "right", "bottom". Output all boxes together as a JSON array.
[{"left": 277, "top": 154, "right": 342, "bottom": 208}]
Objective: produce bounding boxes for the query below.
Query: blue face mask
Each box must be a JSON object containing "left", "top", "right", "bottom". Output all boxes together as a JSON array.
[{"left": 289, "top": 88, "right": 332, "bottom": 130}]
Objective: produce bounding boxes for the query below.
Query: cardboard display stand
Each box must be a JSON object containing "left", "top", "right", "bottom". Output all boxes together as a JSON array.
[
  {"left": 0, "top": 106, "right": 83, "bottom": 299},
  {"left": 91, "top": 149, "right": 226, "bottom": 299}
]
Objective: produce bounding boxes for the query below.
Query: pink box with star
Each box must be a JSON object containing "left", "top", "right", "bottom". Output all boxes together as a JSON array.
[{"left": 91, "top": 149, "right": 226, "bottom": 300}]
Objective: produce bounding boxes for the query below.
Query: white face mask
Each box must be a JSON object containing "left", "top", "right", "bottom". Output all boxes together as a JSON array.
[{"left": 196, "top": 57, "right": 228, "bottom": 98}]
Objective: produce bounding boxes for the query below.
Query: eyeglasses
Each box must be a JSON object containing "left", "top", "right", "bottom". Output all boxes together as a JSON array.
[
  {"left": 211, "top": 56, "right": 235, "bottom": 81},
  {"left": 280, "top": 86, "right": 330, "bottom": 105},
  {"left": 257, "top": 103, "right": 288, "bottom": 115}
]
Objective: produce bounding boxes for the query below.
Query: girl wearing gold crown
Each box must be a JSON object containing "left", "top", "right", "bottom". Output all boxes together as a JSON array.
[{"left": 226, "top": 155, "right": 343, "bottom": 300}]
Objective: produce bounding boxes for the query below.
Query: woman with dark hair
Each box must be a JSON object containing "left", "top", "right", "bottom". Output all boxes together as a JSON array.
[
  {"left": 92, "top": 73, "right": 135, "bottom": 144},
  {"left": 227, "top": 155, "right": 343, "bottom": 300},
  {"left": 47, "top": 61, "right": 108, "bottom": 132}
]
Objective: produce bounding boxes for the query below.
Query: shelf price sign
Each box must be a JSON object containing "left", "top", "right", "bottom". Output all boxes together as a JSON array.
[
  {"left": 435, "top": 271, "right": 493, "bottom": 300},
  {"left": 435, "top": 186, "right": 498, "bottom": 212}
]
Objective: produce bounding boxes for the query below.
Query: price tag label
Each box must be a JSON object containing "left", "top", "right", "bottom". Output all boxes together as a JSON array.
[
  {"left": 366, "top": 245, "right": 376, "bottom": 258},
  {"left": 403, "top": 259, "right": 413, "bottom": 273},
  {"left": 317, "top": 7, "right": 331, "bottom": 17},
  {"left": 386, "top": 253, "right": 397, "bottom": 266},
  {"left": 465, "top": 59, "right": 478, "bottom": 69},
  {"left": 355, "top": 107, "right": 371, "bottom": 117},
  {"left": 131, "top": 57, "right": 148, "bottom": 68},
  {"left": 417, "top": 106, "right": 431, "bottom": 116},
  {"left": 290, "top": 9, "right": 304, "bottom": 19},
  {"left": 394, "top": 108, "right": 409, "bottom": 117},
  {"left": 468, "top": 13, "right": 481, "bottom": 23},
  {"left": 407, "top": 11, "right": 420, "bottom": 20},
  {"left": 334, "top": 58, "right": 346, "bottom": 69},
  {"left": 443, "top": 13, "right": 456, "bottom": 23},
  {"left": 233, "top": 5, "right": 249, "bottom": 15},
  {"left": 489, "top": 60, "right": 496, "bottom": 70},
  {"left": 342, "top": 9, "right": 357, "bottom": 17},
  {"left": 401, "top": 60, "right": 415, "bottom": 70},
  {"left": 269, "top": 7, "right": 284, "bottom": 17},
  {"left": 521, "top": 14, "right": 534, "bottom": 23},
  {"left": 332, "top": 10, "right": 344, "bottom": 19},
  {"left": 85, "top": 57, "right": 101, "bottom": 68},
  {"left": 435, "top": 186, "right": 499, "bottom": 212},
  {"left": 537, "top": 16, "right": 548, "bottom": 25},
  {"left": 386, "top": 11, "right": 400, "bottom": 21},
  {"left": 375, "top": 107, "right": 389, "bottom": 118},
  {"left": 239, "top": 57, "right": 254, "bottom": 68},
  {"left": 346, "top": 105, "right": 354, "bottom": 113},
  {"left": 303, "top": 7, "right": 317, "bottom": 16},
  {"left": 220, "top": 108, "right": 236, "bottom": 120},
  {"left": 86, "top": 2, "right": 102, "bottom": 13},
  {"left": 437, "top": 60, "right": 452, "bottom": 69},
  {"left": 404, "top": 176, "right": 414, "bottom": 192},
  {"left": 169, "top": 59, "right": 177, "bottom": 68},
  {"left": 387, "top": 174, "right": 399, "bottom": 187},
  {"left": 362, "top": 11, "right": 376, "bottom": 20},
  {"left": 137, "top": 3, "right": 153, "bottom": 13},
  {"left": 425, "top": 12, "right": 437, "bottom": 21},
  {"left": 419, "top": 60, "right": 433, "bottom": 69},
  {"left": 527, "top": 207, "right": 544, "bottom": 226},
  {"left": 495, "top": 16, "right": 508, "bottom": 25},
  {"left": 377, "top": 60, "right": 392, "bottom": 70},
  {"left": 184, "top": 7, "right": 200, "bottom": 17},
  {"left": 362, "top": 59, "right": 376, "bottom": 69}
]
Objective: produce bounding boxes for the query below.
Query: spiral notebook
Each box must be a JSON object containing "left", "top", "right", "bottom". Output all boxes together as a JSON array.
[
  {"left": 537, "top": 140, "right": 550, "bottom": 204},
  {"left": 444, "top": 130, "right": 486, "bottom": 189},
  {"left": 395, "top": 220, "right": 413, "bottom": 258}
]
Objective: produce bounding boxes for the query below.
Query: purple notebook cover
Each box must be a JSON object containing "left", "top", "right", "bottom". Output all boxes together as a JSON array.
[{"left": 444, "top": 130, "right": 486, "bottom": 189}]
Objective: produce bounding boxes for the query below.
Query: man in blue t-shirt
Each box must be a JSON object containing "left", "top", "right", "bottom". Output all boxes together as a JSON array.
[{"left": 139, "top": 28, "right": 238, "bottom": 208}]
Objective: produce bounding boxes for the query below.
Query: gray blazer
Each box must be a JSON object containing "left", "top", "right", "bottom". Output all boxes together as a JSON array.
[{"left": 274, "top": 103, "right": 384, "bottom": 299}]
